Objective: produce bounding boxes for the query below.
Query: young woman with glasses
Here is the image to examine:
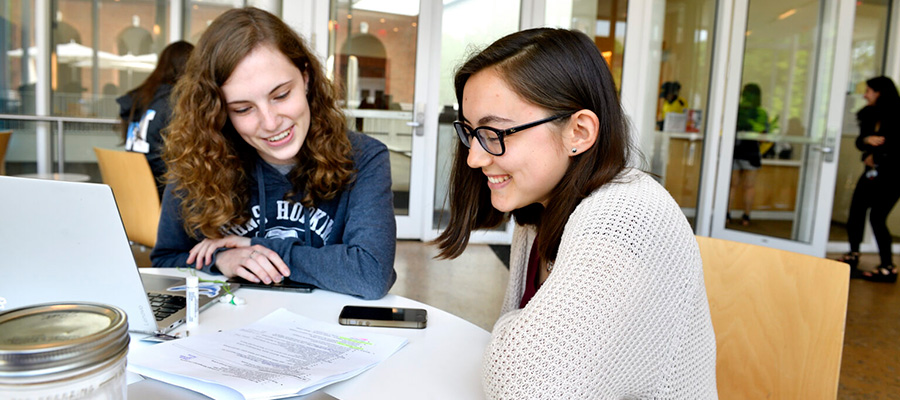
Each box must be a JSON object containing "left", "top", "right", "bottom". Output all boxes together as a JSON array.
[
  {"left": 436, "top": 28, "right": 718, "bottom": 398},
  {"left": 150, "top": 8, "right": 396, "bottom": 300}
]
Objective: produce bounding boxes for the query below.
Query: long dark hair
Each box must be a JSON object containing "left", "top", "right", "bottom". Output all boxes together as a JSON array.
[
  {"left": 120, "top": 40, "right": 193, "bottom": 140},
  {"left": 435, "top": 28, "right": 632, "bottom": 264},
  {"left": 866, "top": 76, "right": 900, "bottom": 111}
]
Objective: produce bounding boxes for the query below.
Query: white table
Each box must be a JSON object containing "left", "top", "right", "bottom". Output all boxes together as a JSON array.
[{"left": 127, "top": 269, "right": 491, "bottom": 400}]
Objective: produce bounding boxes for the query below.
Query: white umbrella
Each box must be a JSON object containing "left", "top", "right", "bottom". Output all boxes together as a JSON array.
[
  {"left": 72, "top": 53, "right": 156, "bottom": 72},
  {"left": 55, "top": 41, "right": 119, "bottom": 64},
  {"left": 7, "top": 41, "right": 118, "bottom": 64},
  {"left": 6, "top": 47, "right": 38, "bottom": 58}
]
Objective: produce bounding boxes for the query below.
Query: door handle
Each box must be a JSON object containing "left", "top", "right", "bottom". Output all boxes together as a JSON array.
[
  {"left": 407, "top": 103, "right": 425, "bottom": 136},
  {"left": 812, "top": 136, "right": 836, "bottom": 162}
]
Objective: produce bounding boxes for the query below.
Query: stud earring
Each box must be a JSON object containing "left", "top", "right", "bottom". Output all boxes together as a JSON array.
[{"left": 571, "top": 148, "right": 577, "bottom": 154}]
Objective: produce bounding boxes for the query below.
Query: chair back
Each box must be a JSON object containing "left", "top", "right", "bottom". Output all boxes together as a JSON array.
[
  {"left": 94, "top": 147, "right": 160, "bottom": 248},
  {"left": 696, "top": 236, "right": 848, "bottom": 399},
  {"left": 0, "top": 130, "right": 11, "bottom": 175}
]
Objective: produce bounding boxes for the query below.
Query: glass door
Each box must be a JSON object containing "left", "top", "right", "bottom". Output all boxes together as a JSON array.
[
  {"left": 426, "top": 0, "right": 522, "bottom": 243},
  {"left": 707, "top": 0, "right": 855, "bottom": 256},
  {"left": 327, "top": 0, "right": 436, "bottom": 239}
]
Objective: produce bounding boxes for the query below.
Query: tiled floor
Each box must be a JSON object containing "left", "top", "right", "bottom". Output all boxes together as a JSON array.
[
  {"left": 831, "top": 252, "right": 900, "bottom": 399},
  {"left": 389, "top": 240, "right": 508, "bottom": 331}
]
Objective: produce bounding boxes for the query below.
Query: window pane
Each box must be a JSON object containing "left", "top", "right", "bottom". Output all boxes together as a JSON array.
[
  {"left": 183, "top": 0, "right": 232, "bottom": 44},
  {"left": 328, "top": 1, "right": 420, "bottom": 216},
  {"left": 1, "top": 0, "right": 34, "bottom": 118},
  {"left": 545, "top": 0, "right": 628, "bottom": 91},
  {"left": 52, "top": 0, "right": 169, "bottom": 119},
  {"left": 432, "top": 0, "right": 520, "bottom": 230},
  {"left": 830, "top": 0, "right": 893, "bottom": 242},
  {"left": 726, "top": 0, "right": 823, "bottom": 239},
  {"left": 649, "top": 0, "right": 718, "bottom": 229}
]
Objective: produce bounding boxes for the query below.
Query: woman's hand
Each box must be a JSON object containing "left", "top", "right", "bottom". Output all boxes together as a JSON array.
[
  {"left": 865, "top": 154, "right": 876, "bottom": 168},
  {"left": 214, "top": 246, "right": 291, "bottom": 284},
  {"left": 188, "top": 236, "right": 252, "bottom": 268},
  {"left": 865, "top": 135, "right": 885, "bottom": 146}
]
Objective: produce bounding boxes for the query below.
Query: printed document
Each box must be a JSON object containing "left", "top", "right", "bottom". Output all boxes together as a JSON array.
[{"left": 128, "top": 308, "right": 408, "bottom": 400}]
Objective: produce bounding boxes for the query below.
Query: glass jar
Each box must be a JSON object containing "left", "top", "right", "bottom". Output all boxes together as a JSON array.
[{"left": 0, "top": 302, "right": 130, "bottom": 400}]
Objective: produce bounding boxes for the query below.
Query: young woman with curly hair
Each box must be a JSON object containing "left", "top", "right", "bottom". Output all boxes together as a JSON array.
[
  {"left": 150, "top": 7, "right": 396, "bottom": 300},
  {"left": 436, "top": 28, "right": 717, "bottom": 397}
]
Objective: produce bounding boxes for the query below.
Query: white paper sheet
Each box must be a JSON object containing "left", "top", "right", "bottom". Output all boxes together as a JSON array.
[{"left": 128, "top": 308, "right": 408, "bottom": 400}]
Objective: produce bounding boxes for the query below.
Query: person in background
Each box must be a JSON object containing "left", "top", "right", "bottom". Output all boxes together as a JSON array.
[
  {"left": 658, "top": 81, "right": 688, "bottom": 130},
  {"left": 151, "top": 7, "right": 396, "bottom": 299},
  {"left": 435, "top": 28, "right": 717, "bottom": 398},
  {"left": 837, "top": 76, "right": 900, "bottom": 283},
  {"left": 729, "top": 83, "right": 768, "bottom": 226},
  {"left": 117, "top": 41, "right": 194, "bottom": 199}
]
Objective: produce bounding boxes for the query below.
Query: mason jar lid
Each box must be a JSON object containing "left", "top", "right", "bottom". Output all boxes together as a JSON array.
[{"left": 0, "top": 302, "right": 129, "bottom": 379}]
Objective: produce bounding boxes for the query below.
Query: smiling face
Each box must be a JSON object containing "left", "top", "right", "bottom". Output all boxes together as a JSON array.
[
  {"left": 461, "top": 68, "right": 572, "bottom": 212},
  {"left": 221, "top": 44, "right": 310, "bottom": 165}
]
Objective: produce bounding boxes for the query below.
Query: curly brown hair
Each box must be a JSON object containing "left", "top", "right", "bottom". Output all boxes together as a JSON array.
[{"left": 164, "top": 7, "right": 353, "bottom": 239}]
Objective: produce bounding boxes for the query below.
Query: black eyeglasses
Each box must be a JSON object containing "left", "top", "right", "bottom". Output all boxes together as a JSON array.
[{"left": 453, "top": 112, "right": 574, "bottom": 156}]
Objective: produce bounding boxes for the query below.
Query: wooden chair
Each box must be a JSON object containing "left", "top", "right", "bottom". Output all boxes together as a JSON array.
[
  {"left": 697, "top": 236, "right": 849, "bottom": 399},
  {"left": 0, "top": 130, "right": 11, "bottom": 175},
  {"left": 94, "top": 147, "right": 160, "bottom": 248}
]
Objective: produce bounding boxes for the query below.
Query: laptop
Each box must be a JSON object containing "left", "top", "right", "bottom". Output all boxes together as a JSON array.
[{"left": 0, "top": 176, "right": 237, "bottom": 334}]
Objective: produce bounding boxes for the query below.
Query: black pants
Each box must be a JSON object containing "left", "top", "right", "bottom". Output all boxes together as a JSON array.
[{"left": 847, "top": 170, "right": 900, "bottom": 265}]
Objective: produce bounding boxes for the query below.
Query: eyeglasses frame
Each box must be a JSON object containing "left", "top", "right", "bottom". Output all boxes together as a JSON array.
[{"left": 453, "top": 112, "right": 575, "bottom": 156}]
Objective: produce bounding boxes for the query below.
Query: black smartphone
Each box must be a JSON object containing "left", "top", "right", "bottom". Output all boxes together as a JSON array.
[
  {"left": 226, "top": 277, "right": 316, "bottom": 293},
  {"left": 338, "top": 305, "right": 427, "bottom": 329}
]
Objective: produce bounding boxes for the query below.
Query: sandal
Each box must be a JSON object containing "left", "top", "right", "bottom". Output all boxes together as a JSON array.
[
  {"left": 836, "top": 252, "right": 866, "bottom": 279},
  {"left": 741, "top": 213, "right": 751, "bottom": 227},
  {"left": 863, "top": 264, "right": 898, "bottom": 283},
  {"left": 836, "top": 252, "right": 860, "bottom": 269}
]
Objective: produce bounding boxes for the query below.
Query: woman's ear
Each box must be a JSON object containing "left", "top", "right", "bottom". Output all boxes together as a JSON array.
[
  {"left": 303, "top": 71, "right": 311, "bottom": 95},
  {"left": 564, "top": 109, "right": 599, "bottom": 156}
]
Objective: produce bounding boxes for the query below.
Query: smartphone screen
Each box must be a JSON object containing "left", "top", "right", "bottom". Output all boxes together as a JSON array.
[{"left": 338, "top": 305, "right": 427, "bottom": 329}]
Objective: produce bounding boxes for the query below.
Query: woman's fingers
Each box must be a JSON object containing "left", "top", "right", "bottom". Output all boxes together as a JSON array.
[
  {"left": 213, "top": 245, "right": 290, "bottom": 284},
  {"left": 187, "top": 240, "right": 213, "bottom": 267},
  {"left": 250, "top": 245, "right": 292, "bottom": 278},
  {"left": 233, "top": 263, "right": 264, "bottom": 283}
]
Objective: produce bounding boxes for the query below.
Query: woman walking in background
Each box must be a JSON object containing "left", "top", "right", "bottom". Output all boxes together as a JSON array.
[
  {"left": 838, "top": 76, "right": 900, "bottom": 283},
  {"left": 117, "top": 41, "right": 194, "bottom": 198}
]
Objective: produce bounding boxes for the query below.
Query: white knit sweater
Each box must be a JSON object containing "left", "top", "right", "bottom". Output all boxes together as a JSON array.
[{"left": 483, "top": 169, "right": 718, "bottom": 399}]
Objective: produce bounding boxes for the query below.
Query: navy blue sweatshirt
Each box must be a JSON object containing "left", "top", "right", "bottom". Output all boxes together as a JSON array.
[
  {"left": 116, "top": 84, "right": 174, "bottom": 198},
  {"left": 151, "top": 132, "right": 397, "bottom": 299}
]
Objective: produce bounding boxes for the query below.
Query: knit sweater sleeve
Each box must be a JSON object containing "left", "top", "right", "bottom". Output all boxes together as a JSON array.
[{"left": 483, "top": 170, "right": 718, "bottom": 399}]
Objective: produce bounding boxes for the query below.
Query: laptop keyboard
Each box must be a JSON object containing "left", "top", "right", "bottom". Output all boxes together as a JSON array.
[{"left": 147, "top": 293, "right": 186, "bottom": 321}]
